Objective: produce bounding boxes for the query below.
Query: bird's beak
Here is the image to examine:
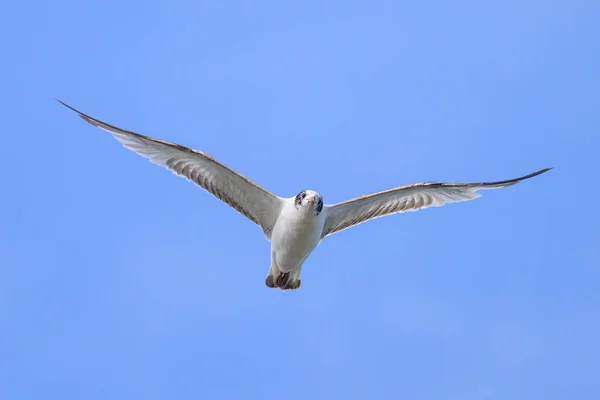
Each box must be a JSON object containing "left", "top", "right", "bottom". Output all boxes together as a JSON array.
[{"left": 306, "top": 196, "right": 314, "bottom": 204}]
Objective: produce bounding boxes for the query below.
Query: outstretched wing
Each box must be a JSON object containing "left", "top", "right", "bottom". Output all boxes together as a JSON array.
[
  {"left": 59, "top": 100, "right": 284, "bottom": 240},
  {"left": 321, "top": 168, "right": 551, "bottom": 238}
]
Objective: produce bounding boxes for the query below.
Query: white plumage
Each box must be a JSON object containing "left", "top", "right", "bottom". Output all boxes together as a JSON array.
[{"left": 59, "top": 100, "right": 551, "bottom": 290}]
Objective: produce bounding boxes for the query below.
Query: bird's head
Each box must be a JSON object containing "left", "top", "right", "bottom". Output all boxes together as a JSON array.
[{"left": 294, "top": 190, "right": 324, "bottom": 215}]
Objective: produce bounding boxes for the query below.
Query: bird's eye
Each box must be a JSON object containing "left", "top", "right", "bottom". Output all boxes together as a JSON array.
[{"left": 301, "top": 192, "right": 306, "bottom": 199}]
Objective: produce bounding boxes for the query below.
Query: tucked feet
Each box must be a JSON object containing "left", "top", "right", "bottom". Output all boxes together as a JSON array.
[
  {"left": 265, "top": 271, "right": 301, "bottom": 290},
  {"left": 275, "top": 271, "right": 290, "bottom": 288},
  {"left": 265, "top": 274, "right": 276, "bottom": 288},
  {"left": 283, "top": 279, "right": 301, "bottom": 290}
]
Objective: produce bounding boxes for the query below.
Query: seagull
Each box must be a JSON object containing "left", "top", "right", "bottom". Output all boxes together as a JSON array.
[{"left": 58, "top": 100, "right": 551, "bottom": 291}]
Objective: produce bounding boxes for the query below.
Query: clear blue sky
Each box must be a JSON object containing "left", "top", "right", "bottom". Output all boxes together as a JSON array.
[{"left": 1, "top": 0, "right": 599, "bottom": 399}]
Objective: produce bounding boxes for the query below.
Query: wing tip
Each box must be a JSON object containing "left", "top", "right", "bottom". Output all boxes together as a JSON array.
[
  {"left": 518, "top": 167, "right": 553, "bottom": 181},
  {"left": 56, "top": 98, "right": 81, "bottom": 115},
  {"left": 56, "top": 98, "right": 97, "bottom": 125},
  {"left": 56, "top": 99, "right": 127, "bottom": 135},
  {"left": 484, "top": 167, "right": 553, "bottom": 188}
]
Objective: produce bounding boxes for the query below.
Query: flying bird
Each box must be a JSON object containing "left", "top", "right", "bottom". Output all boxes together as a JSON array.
[{"left": 58, "top": 100, "right": 551, "bottom": 291}]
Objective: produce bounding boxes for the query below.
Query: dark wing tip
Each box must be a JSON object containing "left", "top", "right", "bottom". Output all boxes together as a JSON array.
[
  {"left": 56, "top": 99, "right": 82, "bottom": 115},
  {"left": 473, "top": 166, "right": 553, "bottom": 188},
  {"left": 517, "top": 167, "right": 552, "bottom": 180},
  {"left": 56, "top": 99, "right": 137, "bottom": 136},
  {"left": 56, "top": 99, "right": 100, "bottom": 126},
  {"left": 434, "top": 167, "right": 553, "bottom": 189},
  {"left": 55, "top": 99, "right": 207, "bottom": 156}
]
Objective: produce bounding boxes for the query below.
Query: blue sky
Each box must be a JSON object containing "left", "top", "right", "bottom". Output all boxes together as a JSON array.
[{"left": 1, "top": 0, "right": 599, "bottom": 398}]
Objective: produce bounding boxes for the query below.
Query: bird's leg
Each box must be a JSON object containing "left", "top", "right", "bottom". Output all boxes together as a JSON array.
[
  {"left": 265, "top": 274, "right": 276, "bottom": 288},
  {"left": 279, "top": 269, "right": 302, "bottom": 290},
  {"left": 275, "top": 271, "right": 290, "bottom": 288},
  {"left": 285, "top": 279, "right": 301, "bottom": 290}
]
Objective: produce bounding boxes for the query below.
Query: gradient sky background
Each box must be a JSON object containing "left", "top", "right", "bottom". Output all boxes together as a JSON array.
[{"left": 1, "top": 1, "right": 599, "bottom": 399}]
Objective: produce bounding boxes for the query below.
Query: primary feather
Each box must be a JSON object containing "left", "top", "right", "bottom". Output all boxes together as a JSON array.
[{"left": 321, "top": 168, "right": 551, "bottom": 237}]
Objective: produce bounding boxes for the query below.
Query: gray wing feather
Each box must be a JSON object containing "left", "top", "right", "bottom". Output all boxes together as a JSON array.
[
  {"left": 59, "top": 100, "right": 283, "bottom": 240},
  {"left": 321, "top": 168, "right": 551, "bottom": 238}
]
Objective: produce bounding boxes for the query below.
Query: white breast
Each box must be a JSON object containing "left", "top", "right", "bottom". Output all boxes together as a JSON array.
[{"left": 270, "top": 199, "right": 325, "bottom": 272}]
